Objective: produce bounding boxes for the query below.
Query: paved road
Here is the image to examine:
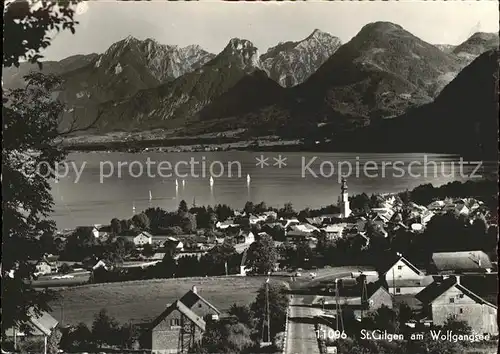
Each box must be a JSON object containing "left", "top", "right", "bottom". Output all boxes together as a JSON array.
[
  {"left": 285, "top": 267, "right": 367, "bottom": 354},
  {"left": 285, "top": 295, "right": 322, "bottom": 354}
]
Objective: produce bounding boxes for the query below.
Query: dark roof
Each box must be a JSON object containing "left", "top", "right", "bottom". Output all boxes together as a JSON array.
[
  {"left": 378, "top": 255, "right": 422, "bottom": 276},
  {"left": 367, "top": 281, "right": 390, "bottom": 299},
  {"left": 416, "top": 276, "right": 497, "bottom": 308},
  {"left": 179, "top": 290, "right": 221, "bottom": 315},
  {"left": 97, "top": 225, "right": 112, "bottom": 233},
  {"left": 4, "top": 308, "right": 58, "bottom": 337},
  {"left": 431, "top": 251, "right": 493, "bottom": 272},
  {"left": 150, "top": 301, "right": 206, "bottom": 331}
]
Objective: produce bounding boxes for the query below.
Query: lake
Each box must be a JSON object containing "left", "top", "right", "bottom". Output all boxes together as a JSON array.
[{"left": 50, "top": 152, "right": 494, "bottom": 230}]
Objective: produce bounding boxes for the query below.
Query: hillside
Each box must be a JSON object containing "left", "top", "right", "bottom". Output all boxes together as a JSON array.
[
  {"left": 3, "top": 37, "right": 215, "bottom": 132},
  {"left": 92, "top": 38, "right": 264, "bottom": 132},
  {"left": 260, "top": 29, "right": 342, "bottom": 87},
  {"left": 453, "top": 32, "right": 499, "bottom": 64},
  {"left": 334, "top": 49, "right": 498, "bottom": 157},
  {"left": 291, "top": 22, "right": 462, "bottom": 125}
]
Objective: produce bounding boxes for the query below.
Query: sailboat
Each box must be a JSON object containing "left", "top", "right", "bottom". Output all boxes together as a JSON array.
[
  {"left": 182, "top": 179, "right": 186, "bottom": 188},
  {"left": 149, "top": 190, "right": 152, "bottom": 201},
  {"left": 132, "top": 201, "right": 136, "bottom": 214},
  {"left": 246, "top": 174, "right": 251, "bottom": 184},
  {"left": 209, "top": 176, "right": 214, "bottom": 187},
  {"left": 175, "top": 179, "right": 179, "bottom": 188}
]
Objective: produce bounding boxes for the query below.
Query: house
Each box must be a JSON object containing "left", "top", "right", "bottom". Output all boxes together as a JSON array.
[
  {"left": 416, "top": 276, "right": 498, "bottom": 335},
  {"left": 215, "top": 219, "right": 239, "bottom": 230},
  {"left": 163, "top": 237, "right": 184, "bottom": 252},
  {"left": 122, "top": 231, "right": 153, "bottom": 246},
  {"left": 364, "top": 282, "right": 394, "bottom": 310},
  {"left": 279, "top": 217, "right": 300, "bottom": 229},
  {"left": 3, "top": 308, "right": 59, "bottom": 354},
  {"left": 321, "top": 224, "right": 346, "bottom": 239},
  {"left": 235, "top": 230, "right": 255, "bottom": 245},
  {"left": 95, "top": 224, "right": 112, "bottom": 238},
  {"left": 377, "top": 254, "right": 430, "bottom": 294},
  {"left": 249, "top": 214, "right": 266, "bottom": 225},
  {"left": 427, "top": 200, "right": 445, "bottom": 211},
  {"left": 430, "top": 251, "right": 493, "bottom": 274},
  {"left": 420, "top": 210, "right": 435, "bottom": 225},
  {"left": 146, "top": 286, "right": 221, "bottom": 353},
  {"left": 34, "top": 260, "right": 52, "bottom": 276},
  {"left": 92, "top": 259, "right": 109, "bottom": 271},
  {"left": 454, "top": 203, "right": 470, "bottom": 216},
  {"left": 262, "top": 211, "right": 278, "bottom": 220},
  {"left": 385, "top": 276, "right": 435, "bottom": 295}
]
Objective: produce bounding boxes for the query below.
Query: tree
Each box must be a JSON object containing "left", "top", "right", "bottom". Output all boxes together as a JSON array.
[
  {"left": 91, "top": 309, "right": 119, "bottom": 347},
  {"left": 2, "top": 72, "right": 70, "bottom": 333},
  {"left": 441, "top": 316, "right": 472, "bottom": 335},
  {"left": 60, "top": 322, "right": 93, "bottom": 352},
  {"left": 46, "top": 326, "right": 63, "bottom": 354},
  {"left": 3, "top": 0, "right": 80, "bottom": 68},
  {"left": 178, "top": 200, "right": 189, "bottom": 214},
  {"left": 39, "top": 231, "right": 56, "bottom": 255},
  {"left": 251, "top": 281, "right": 289, "bottom": 338},
  {"left": 117, "top": 323, "right": 139, "bottom": 349},
  {"left": 198, "top": 321, "right": 254, "bottom": 353},
  {"left": 59, "top": 263, "right": 72, "bottom": 274},
  {"left": 246, "top": 234, "right": 278, "bottom": 274},
  {"left": 142, "top": 243, "right": 155, "bottom": 258},
  {"left": 180, "top": 212, "right": 197, "bottom": 233},
  {"left": 159, "top": 253, "right": 177, "bottom": 278},
  {"left": 228, "top": 304, "right": 254, "bottom": 328},
  {"left": 110, "top": 218, "right": 122, "bottom": 235},
  {"left": 132, "top": 213, "right": 150, "bottom": 230},
  {"left": 244, "top": 201, "right": 255, "bottom": 215},
  {"left": 372, "top": 305, "right": 399, "bottom": 332},
  {"left": 279, "top": 202, "right": 296, "bottom": 218}
]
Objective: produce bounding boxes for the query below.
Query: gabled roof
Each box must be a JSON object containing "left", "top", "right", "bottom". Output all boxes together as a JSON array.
[
  {"left": 179, "top": 289, "right": 221, "bottom": 315},
  {"left": 431, "top": 251, "right": 492, "bottom": 271},
  {"left": 379, "top": 255, "right": 422, "bottom": 276},
  {"left": 416, "top": 277, "right": 497, "bottom": 309},
  {"left": 5, "top": 308, "right": 59, "bottom": 337},
  {"left": 151, "top": 300, "right": 206, "bottom": 331}
]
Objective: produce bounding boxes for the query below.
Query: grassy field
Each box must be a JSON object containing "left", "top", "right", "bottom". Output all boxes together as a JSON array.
[{"left": 50, "top": 276, "right": 285, "bottom": 326}]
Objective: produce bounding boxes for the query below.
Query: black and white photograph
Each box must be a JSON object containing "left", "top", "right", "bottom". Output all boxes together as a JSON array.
[{"left": 2, "top": 1, "right": 499, "bottom": 353}]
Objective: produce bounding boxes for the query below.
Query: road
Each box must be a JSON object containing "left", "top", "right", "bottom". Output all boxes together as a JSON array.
[
  {"left": 285, "top": 267, "right": 366, "bottom": 354},
  {"left": 285, "top": 295, "right": 322, "bottom": 354}
]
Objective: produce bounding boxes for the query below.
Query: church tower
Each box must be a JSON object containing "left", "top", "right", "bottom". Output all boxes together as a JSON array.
[{"left": 339, "top": 178, "right": 351, "bottom": 218}]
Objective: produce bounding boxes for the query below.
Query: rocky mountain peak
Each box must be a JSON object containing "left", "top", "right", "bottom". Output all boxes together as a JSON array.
[
  {"left": 453, "top": 32, "right": 499, "bottom": 61},
  {"left": 220, "top": 38, "right": 261, "bottom": 69},
  {"left": 260, "top": 30, "right": 342, "bottom": 87}
]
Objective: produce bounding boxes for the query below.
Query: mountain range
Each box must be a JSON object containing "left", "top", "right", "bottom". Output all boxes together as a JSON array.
[{"left": 2, "top": 22, "right": 498, "bottom": 155}]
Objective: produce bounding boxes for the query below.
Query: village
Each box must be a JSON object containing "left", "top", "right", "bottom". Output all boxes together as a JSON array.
[{"left": 3, "top": 179, "right": 498, "bottom": 354}]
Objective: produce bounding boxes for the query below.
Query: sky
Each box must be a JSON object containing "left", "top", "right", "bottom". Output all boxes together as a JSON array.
[{"left": 41, "top": 0, "right": 499, "bottom": 61}]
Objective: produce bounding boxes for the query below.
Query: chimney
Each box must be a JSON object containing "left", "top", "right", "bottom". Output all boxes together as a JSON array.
[{"left": 192, "top": 285, "right": 198, "bottom": 294}]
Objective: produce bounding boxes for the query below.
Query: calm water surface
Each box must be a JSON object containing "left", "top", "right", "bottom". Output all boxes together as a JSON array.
[{"left": 51, "top": 152, "right": 494, "bottom": 229}]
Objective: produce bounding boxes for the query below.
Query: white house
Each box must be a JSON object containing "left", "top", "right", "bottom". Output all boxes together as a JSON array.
[
  {"left": 321, "top": 224, "right": 346, "bottom": 239},
  {"left": 377, "top": 253, "right": 431, "bottom": 294},
  {"left": 124, "top": 231, "right": 153, "bottom": 246},
  {"left": 427, "top": 200, "right": 445, "bottom": 211}
]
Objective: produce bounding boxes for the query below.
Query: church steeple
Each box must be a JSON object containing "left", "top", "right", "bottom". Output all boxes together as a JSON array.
[{"left": 339, "top": 178, "right": 351, "bottom": 218}]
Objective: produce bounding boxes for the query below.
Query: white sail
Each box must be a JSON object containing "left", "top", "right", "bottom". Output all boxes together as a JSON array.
[
  {"left": 149, "top": 190, "right": 152, "bottom": 200},
  {"left": 209, "top": 176, "right": 214, "bottom": 186},
  {"left": 182, "top": 179, "right": 185, "bottom": 187},
  {"left": 132, "top": 201, "right": 136, "bottom": 214},
  {"left": 246, "top": 174, "right": 251, "bottom": 184},
  {"left": 175, "top": 179, "right": 179, "bottom": 188}
]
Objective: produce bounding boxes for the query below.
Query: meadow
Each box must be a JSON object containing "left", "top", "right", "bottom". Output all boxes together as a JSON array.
[{"left": 49, "top": 275, "right": 285, "bottom": 326}]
